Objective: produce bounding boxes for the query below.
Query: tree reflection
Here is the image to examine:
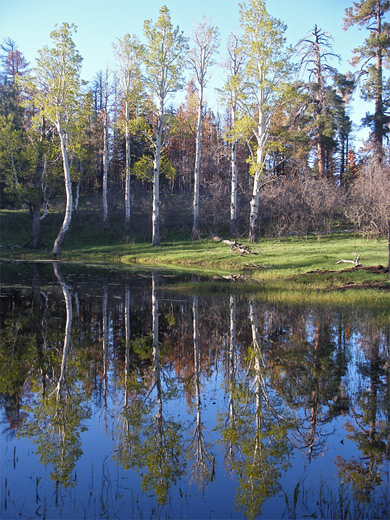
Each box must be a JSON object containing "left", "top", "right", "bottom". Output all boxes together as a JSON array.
[
  {"left": 101, "top": 283, "right": 109, "bottom": 430},
  {"left": 114, "top": 272, "right": 186, "bottom": 505},
  {"left": 267, "top": 309, "right": 348, "bottom": 461},
  {"left": 32, "top": 263, "right": 50, "bottom": 399},
  {"left": 336, "top": 323, "right": 390, "bottom": 504},
  {"left": 299, "top": 319, "right": 339, "bottom": 460},
  {"left": 115, "top": 282, "right": 149, "bottom": 472},
  {"left": 224, "top": 295, "right": 240, "bottom": 467},
  {"left": 217, "top": 295, "right": 247, "bottom": 474},
  {"left": 222, "top": 299, "right": 293, "bottom": 520},
  {"left": 52, "top": 263, "right": 72, "bottom": 399},
  {"left": 1, "top": 264, "right": 389, "bottom": 519},
  {"left": 124, "top": 282, "right": 131, "bottom": 407},
  {"left": 0, "top": 264, "right": 51, "bottom": 432},
  {"left": 187, "top": 295, "right": 214, "bottom": 487},
  {"left": 18, "top": 263, "right": 90, "bottom": 487}
]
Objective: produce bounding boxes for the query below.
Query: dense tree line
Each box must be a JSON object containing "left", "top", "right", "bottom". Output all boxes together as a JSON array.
[{"left": 0, "top": 0, "right": 389, "bottom": 265}]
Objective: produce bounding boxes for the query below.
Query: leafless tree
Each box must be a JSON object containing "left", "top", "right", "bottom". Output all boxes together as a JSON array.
[{"left": 345, "top": 159, "right": 390, "bottom": 271}]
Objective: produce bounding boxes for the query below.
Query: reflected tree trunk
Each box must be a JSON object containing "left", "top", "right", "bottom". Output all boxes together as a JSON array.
[
  {"left": 124, "top": 283, "right": 131, "bottom": 408},
  {"left": 152, "top": 273, "right": 164, "bottom": 444},
  {"left": 249, "top": 300, "right": 263, "bottom": 454},
  {"left": 190, "top": 295, "right": 213, "bottom": 486},
  {"left": 307, "top": 322, "right": 327, "bottom": 461},
  {"left": 227, "top": 295, "right": 237, "bottom": 463},
  {"left": 336, "top": 327, "right": 388, "bottom": 499},
  {"left": 152, "top": 272, "right": 162, "bottom": 421},
  {"left": 32, "top": 263, "right": 48, "bottom": 396},
  {"left": 151, "top": 271, "right": 167, "bottom": 496},
  {"left": 102, "top": 284, "right": 109, "bottom": 426},
  {"left": 53, "top": 263, "right": 72, "bottom": 400}
]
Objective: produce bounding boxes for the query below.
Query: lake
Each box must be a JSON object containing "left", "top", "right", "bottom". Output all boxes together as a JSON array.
[{"left": 1, "top": 262, "right": 389, "bottom": 519}]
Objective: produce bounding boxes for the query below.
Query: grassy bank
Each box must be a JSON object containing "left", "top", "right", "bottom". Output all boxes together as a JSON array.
[{"left": 1, "top": 208, "right": 389, "bottom": 293}]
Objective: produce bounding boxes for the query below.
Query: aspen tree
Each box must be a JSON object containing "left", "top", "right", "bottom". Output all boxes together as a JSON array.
[
  {"left": 143, "top": 5, "right": 188, "bottom": 246},
  {"left": 113, "top": 34, "right": 143, "bottom": 232},
  {"left": 187, "top": 17, "right": 220, "bottom": 239},
  {"left": 222, "top": 33, "right": 245, "bottom": 236},
  {"left": 30, "top": 23, "right": 83, "bottom": 256},
  {"left": 236, "top": 0, "right": 293, "bottom": 242}
]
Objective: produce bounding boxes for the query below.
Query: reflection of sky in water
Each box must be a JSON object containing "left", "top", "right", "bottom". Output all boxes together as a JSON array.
[{"left": 1, "top": 263, "right": 389, "bottom": 519}]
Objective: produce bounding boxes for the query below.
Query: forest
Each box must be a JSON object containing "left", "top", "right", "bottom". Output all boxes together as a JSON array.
[{"left": 0, "top": 0, "right": 389, "bottom": 268}]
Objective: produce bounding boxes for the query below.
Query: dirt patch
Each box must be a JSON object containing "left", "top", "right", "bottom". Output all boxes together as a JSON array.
[
  {"left": 358, "top": 265, "right": 388, "bottom": 274},
  {"left": 336, "top": 280, "right": 390, "bottom": 291},
  {"left": 306, "top": 265, "right": 387, "bottom": 275},
  {"left": 294, "top": 265, "right": 390, "bottom": 291}
]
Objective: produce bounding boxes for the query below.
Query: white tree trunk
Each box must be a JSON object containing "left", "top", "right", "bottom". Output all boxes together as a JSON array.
[
  {"left": 192, "top": 89, "right": 203, "bottom": 239},
  {"left": 74, "top": 177, "right": 81, "bottom": 213},
  {"left": 249, "top": 149, "right": 263, "bottom": 243},
  {"left": 103, "top": 119, "right": 109, "bottom": 227},
  {"left": 53, "top": 122, "right": 73, "bottom": 256},
  {"left": 230, "top": 102, "right": 238, "bottom": 236},
  {"left": 152, "top": 116, "right": 162, "bottom": 246},
  {"left": 125, "top": 104, "right": 131, "bottom": 232},
  {"left": 249, "top": 106, "right": 266, "bottom": 243}
]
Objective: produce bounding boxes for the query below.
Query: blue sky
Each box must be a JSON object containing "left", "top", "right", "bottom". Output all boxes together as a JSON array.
[{"left": 1, "top": 0, "right": 371, "bottom": 142}]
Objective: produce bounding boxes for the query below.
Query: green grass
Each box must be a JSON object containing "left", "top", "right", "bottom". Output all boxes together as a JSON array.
[
  {"left": 120, "top": 233, "right": 389, "bottom": 288},
  {"left": 1, "top": 208, "right": 389, "bottom": 295}
]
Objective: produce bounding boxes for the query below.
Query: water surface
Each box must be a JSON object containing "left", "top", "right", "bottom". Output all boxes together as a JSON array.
[{"left": 1, "top": 262, "right": 389, "bottom": 519}]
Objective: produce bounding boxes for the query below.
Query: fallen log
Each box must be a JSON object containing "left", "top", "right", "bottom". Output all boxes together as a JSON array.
[
  {"left": 336, "top": 253, "right": 361, "bottom": 266},
  {"left": 244, "top": 261, "right": 273, "bottom": 269},
  {"left": 222, "top": 239, "right": 258, "bottom": 255},
  {"left": 212, "top": 273, "right": 245, "bottom": 281}
]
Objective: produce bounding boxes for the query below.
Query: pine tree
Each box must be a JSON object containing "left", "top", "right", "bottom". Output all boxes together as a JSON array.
[
  {"left": 344, "top": 0, "right": 390, "bottom": 161},
  {"left": 296, "top": 25, "right": 340, "bottom": 177}
]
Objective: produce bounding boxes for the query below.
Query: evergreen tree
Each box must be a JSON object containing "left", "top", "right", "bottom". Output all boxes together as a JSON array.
[
  {"left": 0, "top": 38, "right": 29, "bottom": 126},
  {"left": 344, "top": 0, "right": 390, "bottom": 161},
  {"left": 296, "top": 25, "right": 340, "bottom": 177},
  {"left": 0, "top": 39, "right": 54, "bottom": 249},
  {"left": 334, "top": 72, "right": 355, "bottom": 184}
]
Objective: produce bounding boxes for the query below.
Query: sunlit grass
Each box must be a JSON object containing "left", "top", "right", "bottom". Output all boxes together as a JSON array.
[
  {"left": 1, "top": 209, "right": 389, "bottom": 299},
  {"left": 119, "top": 233, "right": 389, "bottom": 285}
]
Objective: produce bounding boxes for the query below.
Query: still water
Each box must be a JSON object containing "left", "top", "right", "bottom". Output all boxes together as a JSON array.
[{"left": 0, "top": 262, "right": 389, "bottom": 519}]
